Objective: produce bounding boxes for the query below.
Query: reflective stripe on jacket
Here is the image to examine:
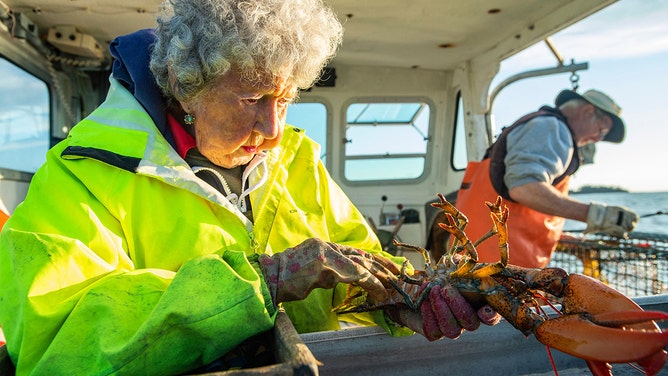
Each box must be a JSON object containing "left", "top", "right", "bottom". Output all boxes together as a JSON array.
[{"left": 0, "top": 78, "right": 409, "bottom": 375}]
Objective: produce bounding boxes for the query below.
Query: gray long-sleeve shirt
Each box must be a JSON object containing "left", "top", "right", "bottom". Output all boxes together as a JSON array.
[{"left": 503, "top": 115, "right": 574, "bottom": 190}]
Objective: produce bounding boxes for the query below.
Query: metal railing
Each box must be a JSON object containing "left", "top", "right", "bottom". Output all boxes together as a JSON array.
[{"left": 550, "top": 231, "right": 668, "bottom": 297}]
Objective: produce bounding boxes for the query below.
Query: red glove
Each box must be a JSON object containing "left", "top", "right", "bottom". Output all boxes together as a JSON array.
[{"left": 385, "top": 281, "right": 501, "bottom": 341}]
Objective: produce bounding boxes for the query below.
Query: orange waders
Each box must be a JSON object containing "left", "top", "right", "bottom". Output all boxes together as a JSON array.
[{"left": 455, "top": 158, "right": 569, "bottom": 268}]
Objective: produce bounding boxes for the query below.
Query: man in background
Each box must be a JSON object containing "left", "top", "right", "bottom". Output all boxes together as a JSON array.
[{"left": 451, "top": 89, "right": 638, "bottom": 268}]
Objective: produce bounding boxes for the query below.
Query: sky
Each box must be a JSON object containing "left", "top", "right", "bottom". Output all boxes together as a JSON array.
[{"left": 491, "top": 0, "right": 668, "bottom": 193}]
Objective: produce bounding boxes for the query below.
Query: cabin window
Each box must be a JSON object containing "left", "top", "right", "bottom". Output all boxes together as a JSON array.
[
  {"left": 287, "top": 102, "right": 328, "bottom": 163},
  {"left": 343, "top": 100, "right": 432, "bottom": 183},
  {"left": 452, "top": 92, "right": 468, "bottom": 170},
  {"left": 0, "top": 57, "right": 50, "bottom": 173}
]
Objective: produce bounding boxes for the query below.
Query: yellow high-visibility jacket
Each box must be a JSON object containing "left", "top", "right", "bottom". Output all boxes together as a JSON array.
[{"left": 0, "top": 78, "right": 410, "bottom": 375}]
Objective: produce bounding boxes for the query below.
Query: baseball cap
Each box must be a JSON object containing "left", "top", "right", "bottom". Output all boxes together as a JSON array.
[{"left": 555, "top": 89, "right": 625, "bottom": 143}]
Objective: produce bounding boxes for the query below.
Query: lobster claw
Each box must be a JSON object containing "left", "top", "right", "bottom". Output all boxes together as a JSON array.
[
  {"left": 535, "top": 310, "right": 668, "bottom": 363},
  {"left": 534, "top": 274, "right": 668, "bottom": 375}
]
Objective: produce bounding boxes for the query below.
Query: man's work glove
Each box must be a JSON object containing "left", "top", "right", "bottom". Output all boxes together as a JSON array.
[
  {"left": 384, "top": 281, "right": 501, "bottom": 341},
  {"left": 257, "top": 238, "right": 401, "bottom": 307},
  {"left": 585, "top": 202, "right": 639, "bottom": 237}
]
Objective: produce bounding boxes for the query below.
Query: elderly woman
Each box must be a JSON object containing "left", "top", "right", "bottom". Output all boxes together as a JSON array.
[{"left": 0, "top": 0, "right": 492, "bottom": 374}]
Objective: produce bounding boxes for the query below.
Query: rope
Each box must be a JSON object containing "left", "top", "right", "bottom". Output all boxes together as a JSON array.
[
  {"left": 640, "top": 210, "right": 668, "bottom": 218},
  {"left": 45, "top": 54, "right": 103, "bottom": 126}
]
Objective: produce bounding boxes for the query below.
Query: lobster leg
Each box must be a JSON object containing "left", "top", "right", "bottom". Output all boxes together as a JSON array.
[
  {"left": 431, "top": 193, "right": 469, "bottom": 230},
  {"left": 483, "top": 198, "right": 509, "bottom": 267},
  {"left": 438, "top": 215, "right": 480, "bottom": 277},
  {"left": 444, "top": 200, "right": 509, "bottom": 280}
]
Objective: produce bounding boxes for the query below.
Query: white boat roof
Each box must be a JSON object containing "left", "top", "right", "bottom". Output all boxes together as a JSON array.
[{"left": 2, "top": 0, "right": 615, "bottom": 70}]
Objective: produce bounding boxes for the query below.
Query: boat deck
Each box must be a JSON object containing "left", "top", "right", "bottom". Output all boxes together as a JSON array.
[{"left": 302, "top": 295, "right": 668, "bottom": 376}]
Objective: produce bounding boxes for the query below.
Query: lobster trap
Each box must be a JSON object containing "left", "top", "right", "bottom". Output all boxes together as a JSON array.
[{"left": 551, "top": 231, "right": 668, "bottom": 297}]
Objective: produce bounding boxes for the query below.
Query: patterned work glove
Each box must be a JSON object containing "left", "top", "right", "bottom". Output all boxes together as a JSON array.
[
  {"left": 385, "top": 281, "right": 501, "bottom": 341},
  {"left": 257, "top": 238, "right": 402, "bottom": 307},
  {"left": 585, "top": 202, "right": 638, "bottom": 237}
]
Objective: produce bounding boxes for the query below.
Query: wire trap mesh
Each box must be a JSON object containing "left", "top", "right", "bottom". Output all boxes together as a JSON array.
[{"left": 551, "top": 231, "right": 668, "bottom": 297}]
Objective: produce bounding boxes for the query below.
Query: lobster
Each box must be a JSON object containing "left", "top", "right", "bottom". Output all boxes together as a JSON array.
[{"left": 334, "top": 194, "right": 668, "bottom": 376}]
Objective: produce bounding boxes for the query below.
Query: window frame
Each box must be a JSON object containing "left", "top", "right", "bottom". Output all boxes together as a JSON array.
[
  {"left": 0, "top": 54, "right": 52, "bottom": 175},
  {"left": 451, "top": 90, "right": 468, "bottom": 171},
  {"left": 286, "top": 96, "right": 333, "bottom": 168},
  {"left": 339, "top": 96, "right": 435, "bottom": 186}
]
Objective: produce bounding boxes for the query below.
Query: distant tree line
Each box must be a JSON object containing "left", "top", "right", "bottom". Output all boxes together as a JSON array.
[{"left": 571, "top": 185, "right": 628, "bottom": 194}]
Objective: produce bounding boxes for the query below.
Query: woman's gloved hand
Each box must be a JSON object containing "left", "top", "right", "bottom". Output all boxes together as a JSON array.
[
  {"left": 257, "top": 238, "right": 402, "bottom": 306},
  {"left": 385, "top": 281, "right": 501, "bottom": 341},
  {"left": 585, "top": 202, "right": 638, "bottom": 237}
]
